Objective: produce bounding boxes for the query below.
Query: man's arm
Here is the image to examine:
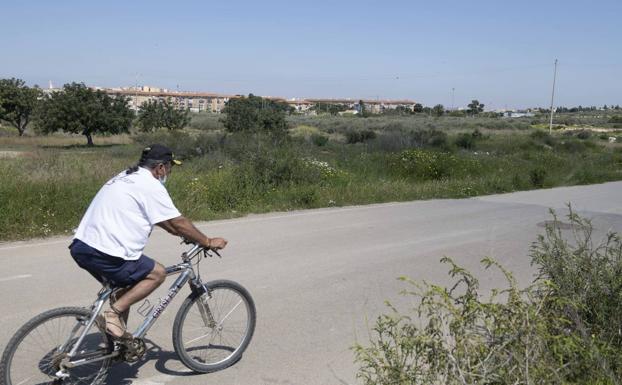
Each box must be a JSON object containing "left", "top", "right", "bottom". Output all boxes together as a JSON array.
[{"left": 156, "top": 216, "right": 227, "bottom": 249}]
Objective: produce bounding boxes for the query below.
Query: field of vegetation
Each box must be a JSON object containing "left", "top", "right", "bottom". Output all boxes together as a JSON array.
[{"left": 1, "top": 108, "right": 622, "bottom": 242}]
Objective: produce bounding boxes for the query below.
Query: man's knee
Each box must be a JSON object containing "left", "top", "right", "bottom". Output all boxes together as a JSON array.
[{"left": 150, "top": 262, "right": 166, "bottom": 285}]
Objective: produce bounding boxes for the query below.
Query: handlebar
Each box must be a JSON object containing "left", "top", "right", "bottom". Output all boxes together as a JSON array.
[{"left": 180, "top": 237, "right": 222, "bottom": 258}]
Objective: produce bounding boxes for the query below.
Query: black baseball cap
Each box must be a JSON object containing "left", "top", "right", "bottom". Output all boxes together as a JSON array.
[{"left": 140, "top": 144, "right": 182, "bottom": 166}]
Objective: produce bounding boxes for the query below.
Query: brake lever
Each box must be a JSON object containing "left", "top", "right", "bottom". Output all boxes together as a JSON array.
[{"left": 205, "top": 249, "right": 222, "bottom": 258}]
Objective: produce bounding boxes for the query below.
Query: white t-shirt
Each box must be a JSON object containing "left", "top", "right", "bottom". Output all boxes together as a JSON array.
[{"left": 74, "top": 167, "right": 181, "bottom": 260}]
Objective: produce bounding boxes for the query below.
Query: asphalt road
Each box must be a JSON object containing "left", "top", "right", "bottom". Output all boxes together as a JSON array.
[{"left": 1, "top": 181, "right": 622, "bottom": 385}]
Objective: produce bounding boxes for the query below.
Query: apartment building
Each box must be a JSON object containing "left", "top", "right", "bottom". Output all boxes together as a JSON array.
[
  {"left": 307, "top": 98, "right": 418, "bottom": 114},
  {"left": 101, "top": 87, "right": 417, "bottom": 115},
  {"left": 105, "top": 88, "right": 235, "bottom": 113}
]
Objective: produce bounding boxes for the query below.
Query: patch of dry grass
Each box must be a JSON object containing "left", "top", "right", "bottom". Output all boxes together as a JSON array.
[{"left": 0, "top": 132, "right": 132, "bottom": 149}]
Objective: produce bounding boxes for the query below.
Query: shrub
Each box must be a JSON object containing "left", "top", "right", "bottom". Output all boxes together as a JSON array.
[
  {"left": 529, "top": 166, "right": 547, "bottom": 187},
  {"left": 392, "top": 149, "right": 458, "bottom": 180},
  {"left": 345, "top": 129, "right": 376, "bottom": 144},
  {"left": 354, "top": 210, "right": 622, "bottom": 384},
  {"left": 531, "top": 209, "right": 622, "bottom": 382},
  {"left": 311, "top": 133, "right": 329, "bottom": 146},
  {"left": 411, "top": 129, "right": 448, "bottom": 148},
  {"left": 558, "top": 139, "right": 590, "bottom": 153},
  {"left": 530, "top": 129, "right": 549, "bottom": 140},
  {"left": 289, "top": 124, "right": 321, "bottom": 139},
  {"left": 454, "top": 132, "right": 475, "bottom": 149},
  {"left": 133, "top": 130, "right": 223, "bottom": 160},
  {"left": 576, "top": 130, "right": 592, "bottom": 140},
  {"left": 354, "top": 257, "right": 562, "bottom": 385},
  {"left": 609, "top": 115, "right": 622, "bottom": 124},
  {"left": 530, "top": 130, "right": 556, "bottom": 146},
  {"left": 189, "top": 112, "right": 224, "bottom": 131}
]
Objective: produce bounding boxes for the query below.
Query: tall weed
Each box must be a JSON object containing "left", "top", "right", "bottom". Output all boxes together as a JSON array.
[{"left": 354, "top": 210, "right": 622, "bottom": 384}]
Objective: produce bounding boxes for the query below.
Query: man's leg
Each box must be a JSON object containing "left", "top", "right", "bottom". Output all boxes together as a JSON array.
[{"left": 104, "top": 263, "right": 166, "bottom": 337}]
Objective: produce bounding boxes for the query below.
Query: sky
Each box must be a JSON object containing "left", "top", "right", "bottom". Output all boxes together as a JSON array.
[{"left": 1, "top": 0, "right": 620, "bottom": 109}]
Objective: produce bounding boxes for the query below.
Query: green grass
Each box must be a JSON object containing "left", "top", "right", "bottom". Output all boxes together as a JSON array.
[{"left": 2, "top": 115, "right": 622, "bottom": 242}]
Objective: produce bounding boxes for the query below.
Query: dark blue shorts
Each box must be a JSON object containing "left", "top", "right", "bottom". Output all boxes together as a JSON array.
[{"left": 70, "top": 239, "right": 156, "bottom": 287}]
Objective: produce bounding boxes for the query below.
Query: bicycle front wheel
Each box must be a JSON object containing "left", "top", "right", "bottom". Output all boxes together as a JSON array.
[
  {"left": 173, "top": 280, "right": 256, "bottom": 373},
  {"left": 0, "top": 307, "right": 113, "bottom": 385}
]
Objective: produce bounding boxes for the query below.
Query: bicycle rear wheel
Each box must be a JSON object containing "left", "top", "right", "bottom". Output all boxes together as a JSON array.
[
  {"left": 173, "top": 280, "right": 256, "bottom": 373},
  {"left": 0, "top": 307, "right": 113, "bottom": 385}
]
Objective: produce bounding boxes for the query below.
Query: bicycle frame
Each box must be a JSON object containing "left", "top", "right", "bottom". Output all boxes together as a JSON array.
[{"left": 61, "top": 244, "right": 210, "bottom": 372}]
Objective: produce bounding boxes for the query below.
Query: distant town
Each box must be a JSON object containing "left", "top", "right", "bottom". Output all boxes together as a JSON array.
[
  {"left": 41, "top": 83, "right": 423, "bottom": 115},
  {"left": 42, "top": 83, "right": 620, "bottom": 118}
]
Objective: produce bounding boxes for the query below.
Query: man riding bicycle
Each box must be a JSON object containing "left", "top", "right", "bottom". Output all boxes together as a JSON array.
[{"left": 69, "top": 144, "right": 227, "bottom": 341}]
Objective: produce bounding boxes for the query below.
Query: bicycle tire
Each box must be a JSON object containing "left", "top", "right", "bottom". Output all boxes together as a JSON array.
[
  {"left": 0, "top": 307, "right": 113, "bottom": 385},
  {"left": 172, "top": 280, "right": 256, "bottom": 373}
]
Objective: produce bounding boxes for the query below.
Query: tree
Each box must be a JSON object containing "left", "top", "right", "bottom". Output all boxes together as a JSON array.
[
  {"left": 137, "top": 98, "right": 190, "bottom": 132},
  {"left": 161, "top": 99, "right": 190, "bottom": 130},
  {"left": 432, "top": 104, "right": 445, "bottom": 117},
  {"left": 467, "top": 100, "right": 485, "bottom": 115},
  {"left": 357, "top": 100, "right": 367, "bottom": 116},
  {"left": 312, "top": 102, "right": 348, "bottom": 116},
  {"left": 136, "top": 100, "right": 161, "bottom": 132},
  {"left": 221, "top": 94, "right": 288, "bottom": 133},
  {"left": 413, "top": 103, "right": 424, "bottom": 113},
  {"left": 36, "top": 83, "right": 133, "bottom": 146},
  {"left": 0, "top": 78, "right": 41, "bottom": 136}
]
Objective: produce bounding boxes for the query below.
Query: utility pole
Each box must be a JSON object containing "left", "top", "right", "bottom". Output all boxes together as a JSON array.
[
  {"left": 549, "top": 59, "right": 558, "bottom": 134},
  {"left": 451, "top": 87, "right": 455, "bottom": 111},
  {"left": 134, "top": 73, "right": 140, "bottom": 112}
]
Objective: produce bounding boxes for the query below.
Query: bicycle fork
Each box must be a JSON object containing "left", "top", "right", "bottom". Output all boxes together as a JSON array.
[{"left": 197, "top": 291, "right": 217, "bottom": 328}]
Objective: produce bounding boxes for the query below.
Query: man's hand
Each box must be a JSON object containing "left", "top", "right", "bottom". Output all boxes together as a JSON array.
[{"left": 205, "top": 237, "right": 227, "bottom": 250}]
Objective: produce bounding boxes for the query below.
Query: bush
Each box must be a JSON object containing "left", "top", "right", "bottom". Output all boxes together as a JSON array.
[
  {"left": 531, "top": 209, "right": 622, "bottom": 382},
  {"left": 354, "top": 257, "right": 562, "bottom": 385},
  {"left": 529, "top": 166, "right": 547, "bottom": 187},
  {"left": 609, "top": 115, "right": 622, "bottom": 124},
  {"left": 558, "top": 139, "right": 590, "bottom": 153},
  {"left": 289, "top": 124, "right": 321, "bottom": 139},
  {"left": 530, "top": 130, "right": 556, "bottom": 147},
  {"left": 189, "top": 112, "right": 224, "bottom": 131},
  {"left": 310, "top": 133, "right": 329, "bottom": 146},
  {"left": 354, "top": 210, "right": 622, "bottom": 384},
  {"left": 454, "top": 132, "right": 475, "bottom": 149},
  {"left": 133, "top": 130, "right": 223, "bottom": 160},
  {"left": 411, "top": 129, "right": 448, "bottom": 148},
  {"left": 345, "top": 129, "right": 376, "bottom": 144},
  {"left": 576, "top": 130, "right": 592, "bottom": 140},
  {"left": 392, "top": 149, "right": 458, "bottom": 180}
]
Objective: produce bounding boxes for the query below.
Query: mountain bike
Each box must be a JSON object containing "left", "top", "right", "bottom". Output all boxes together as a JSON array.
[{"left": 0, "top": 240, "right": 256, "bottom": 385}]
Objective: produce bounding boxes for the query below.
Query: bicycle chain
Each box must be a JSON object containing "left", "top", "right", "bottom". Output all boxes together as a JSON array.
[{"left": 118, "top": 337, "right": 146, "bottom": 363}]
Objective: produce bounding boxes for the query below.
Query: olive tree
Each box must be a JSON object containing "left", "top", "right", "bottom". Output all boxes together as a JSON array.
[
  {"left": 36, "top": 83, "right": 133, "bottom": 146},
  {"left": 137, "top": 98, "right": 190, "bottom": 132},
  {"left": 0, "top": 78, "right": 41, "bottom": 136},
  {"left": 221, "top": 94, "right": 289, "bottom": 134}
]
